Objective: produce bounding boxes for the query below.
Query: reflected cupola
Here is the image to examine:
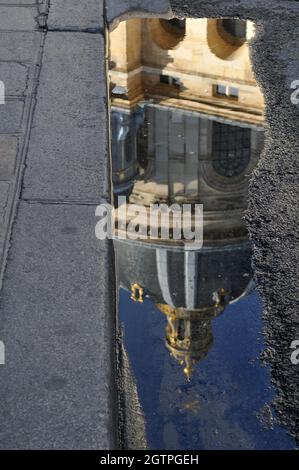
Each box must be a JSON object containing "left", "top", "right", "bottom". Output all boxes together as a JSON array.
[{"left": 115, "top": 239, "right": 254, "bottom": 379}]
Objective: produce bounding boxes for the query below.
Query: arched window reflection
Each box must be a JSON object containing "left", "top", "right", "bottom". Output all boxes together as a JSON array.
[
  {"left": 221, "top": 19, "right": 247, "bottom": 41},
  {"left": 212, "top": 121, "right": 251, "bottom": 177},
  {"left": 160, "top": 18, "right": 186, "bottom": 36}
]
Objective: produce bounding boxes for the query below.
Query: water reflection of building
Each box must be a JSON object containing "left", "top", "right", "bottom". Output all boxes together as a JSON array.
[
  {"left": 110, "top": 17, "right": 264, "bottom": 379},
  {"left": 113, "top": 105, "right": 262, "bottom": 378}
]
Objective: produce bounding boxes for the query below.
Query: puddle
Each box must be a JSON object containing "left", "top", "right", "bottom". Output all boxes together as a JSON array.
[{"left": 108, "top": 17, "right": 297, "bottom": 449}]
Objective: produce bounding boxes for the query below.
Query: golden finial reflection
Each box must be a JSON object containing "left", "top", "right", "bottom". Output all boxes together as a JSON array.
[
  {"left": 157, "top": 296, "right": 228, "bottom": 380},
  {"left": 130, "top": 283, "right": 144, "bottom": 303}
]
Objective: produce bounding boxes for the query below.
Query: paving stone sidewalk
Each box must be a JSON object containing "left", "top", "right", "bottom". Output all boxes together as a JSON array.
[{"left": 0, "top": 1, "right": 117, "bottom": 450}]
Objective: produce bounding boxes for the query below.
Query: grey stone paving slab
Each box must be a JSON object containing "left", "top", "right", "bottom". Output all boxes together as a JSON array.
[
  {"left": 0, "top": 62, "right": 29, "bottom": 96},
  {"left": 0, "top": 201, "right": 117, "bottom": 449},
  {"left": 0, "top": 6, "right": 38, "bottom": 31},
  {"left": 48, "top": 0, "right": 103, "bottom": 31},
  {"left": 0, "top": 181, "right": 14, "bottom": 256},
  {"left": 0, "top": 135, "right": 18, "bottom": 178},
  {"left": 0, "top": 1, "right": 44, "bottom": 3},
  {"left": 22, "top": 31, "right": 109, "bottom": 202},
  {"left": 0, "top": 179, "right": 14, "bottom": 272},
  {"left": 0, "top": 100, "right": 24, "bottom": 133},
  {"left": 0, "top": 31, "right": 41, "bottom": 62},
  {"left": 0, "top": 181, "right": 10, "bottom": 219},
  {"left": 0, "top": 234, "right": 4, "bottom": 262}
]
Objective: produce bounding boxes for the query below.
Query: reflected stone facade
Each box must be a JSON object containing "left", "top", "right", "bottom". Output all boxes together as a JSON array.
[
  {"left": 112, "top": 104, "right": 260, "bottom": 377},
  {"left": 109, "top": 18, "right": 264, "bottom": 125},
  {"left": 112, "top": 104, "right": 264, "bottom": 244}
]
